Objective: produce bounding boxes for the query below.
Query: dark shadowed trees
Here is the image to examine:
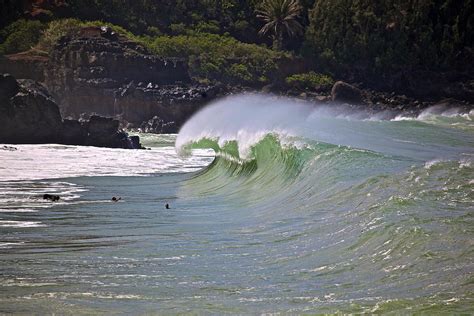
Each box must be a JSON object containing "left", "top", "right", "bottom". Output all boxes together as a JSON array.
[{"left": 256, "top": 0, "right": 303, "bottom": 50}]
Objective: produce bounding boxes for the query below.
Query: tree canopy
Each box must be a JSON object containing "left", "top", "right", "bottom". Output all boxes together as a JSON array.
[
  {"left": 1, "top": 0, "right": 472, "bottom": 81},
  {"left": 256, "top": 0, "right": 303, "bottom": 50}
]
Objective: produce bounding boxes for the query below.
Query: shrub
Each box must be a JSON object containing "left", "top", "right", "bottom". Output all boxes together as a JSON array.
[
  {"left": 0, "top": 17, "right": 150, "bottom": 55},
  {"left": 234, "top": 20, "right": 250, "bottom": 34},
  {"left": 146, "top": 26, "right": 162, "bottom": 37},
  {"left": 35, "top": 19, "right": 142, "bottom": 52},
  {"left": 0, "top": 20, "right": 46, "bottom": 55},
  {"left": 227, "top": 64, "right": 253, "bottom": 83},
  {"left": 149, "top": 32, "right": 285, "bottom": 85},
  {"left": 37, "top": 19, "right": 83, "bottom": 52},
  {"left": 197, "top": 61, "right": 221, "bottom": 78},
  {"left": 285, "top": 71, "right": 334, "bottom": 90},
  {"left": 169, "top": 23, "right": 187, "bottom": 35},
  {"left": 196, "top": 20, "right": 220, "bottom": 34}
]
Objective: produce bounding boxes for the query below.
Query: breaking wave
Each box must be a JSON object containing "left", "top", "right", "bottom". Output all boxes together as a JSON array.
[{"left": 175, "top": 94, "right": 474, "bottom": 312}]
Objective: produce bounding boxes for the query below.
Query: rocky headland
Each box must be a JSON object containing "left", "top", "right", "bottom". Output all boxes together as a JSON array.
[
  {"left": 0, "top": 73, "right": 142, "bottom": 148},
  {"left": 1, "top": 26, "right": 222, "bottom": 133}
]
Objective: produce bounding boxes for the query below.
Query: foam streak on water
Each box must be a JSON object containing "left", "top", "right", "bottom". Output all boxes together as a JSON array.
[{"left": 0, "top": 143, "right": 213, "bottom": 181}]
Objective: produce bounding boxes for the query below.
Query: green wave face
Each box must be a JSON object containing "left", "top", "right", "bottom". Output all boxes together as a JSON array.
[
  {"left": 175, "top": 95, "right": 474, "bottom": 313},
  {"left": 184, "top": 133, "right": 388, "bottom": 202},
  {"left": 187, "top": 134, "right": 312, "bottom": 176}
]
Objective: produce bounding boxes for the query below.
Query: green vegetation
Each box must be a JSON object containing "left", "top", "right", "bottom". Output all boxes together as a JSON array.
[
  {"left": 256, "top": 0, "right": 303, "bottom": 50},
  {"left": 304, "top": 0, "right": 474, "bottom": 75},
  {"left": 37, "top": 19, "right": 82, "bottom": 52},
  {"left": 285, "top": 71, "right": 333, "bottom": 90},
  {"left": 65, "top": 0, "right": 264, "bottom": 43},
  {"left": 1, "top": 0, "right": 471, "bottom": 85},
  {"left": 0, "top": 19, "right": 46, "bottom": 55},
  {"left": 147, "top": 32, "right": 286, "bottom": 84},
  {"left": 1, "top": 18, "right": 141, "bottom": 54},
  {"left": 0, "top": 15, "right": 285, "bottom": 86}
]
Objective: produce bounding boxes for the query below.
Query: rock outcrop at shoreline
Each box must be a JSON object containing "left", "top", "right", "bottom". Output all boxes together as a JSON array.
[
  {"left": 331, "top": 81, "right": 364, "bottom": 105},
  {"left": 0, "top": 74, "right": 62, "bottom": 144},
  {"left": 0, "top": 73, "right": 143, "bottom": 148}
]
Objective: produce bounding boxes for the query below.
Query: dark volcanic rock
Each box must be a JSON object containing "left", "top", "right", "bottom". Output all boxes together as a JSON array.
[
  {"left": 62, "top": 119, "right": 87, "bottom": 145},
  {"left": 0, "top": 52, "right": 47, "bottom": 81},
  {"left": 139, "top": 116, "right": 177, "bottom": 133},
  {"left": 0, "top": 73, "right": 20, "bottom": 99},
  {"left": 62, "top": 115, "right": 144, "bottom": 149},
  {"left": 86, "top": 115, "right": 129, "bottom": 148},
  {"left": 0, "top": 74, "right": 143, "bottom": 148},
  {"left": 129, "top": 136, "right": 141, "bottom": 150},
  {"left": 41, "top": 29, "right": 221, "bottom": 129},
  {"left": 331, "top": 81, "right": 364, "bottom": 105},
  {"left": 115, "top": 84, "right": 222, "bottom": 129},
  {"left": 388, "top": 70, "right": 474, "bottom": 103},
  {"left": 0, "top": 77, "right": 62, "bottom": 144},
  {"left": 88, "top": 115, "right": 119, "bottom": 135}
]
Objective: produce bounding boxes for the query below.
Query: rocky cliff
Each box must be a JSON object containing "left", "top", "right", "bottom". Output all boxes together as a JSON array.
[
  {"left": 0, "top": 50, "right": 47, "bottom": 82},
  {"left": 42, "top": 27, "right": 219, "bottom": 130},
  {"left": 1, "top": 26, "right": 221, "bottom": 132}
]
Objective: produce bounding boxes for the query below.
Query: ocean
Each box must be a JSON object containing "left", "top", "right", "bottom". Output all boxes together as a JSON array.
[{"left": 0, "top": 95, "right": 473, "bottom": 314}]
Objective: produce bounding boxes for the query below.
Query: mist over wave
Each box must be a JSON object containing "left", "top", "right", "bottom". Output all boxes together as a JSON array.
[{"left": 176, "top": 94, "right": 473, "bottom": 162}]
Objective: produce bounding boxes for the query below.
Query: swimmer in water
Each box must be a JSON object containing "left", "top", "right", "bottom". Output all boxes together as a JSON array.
[
  {"left": 165, "top": 203, "right": 170, "bottom": 209},
  {"left": 43, "top": 194, "right": 60, "bottom": 201},
  {"left": 112, "top": 197, "right": 122, "bottom": 202}
]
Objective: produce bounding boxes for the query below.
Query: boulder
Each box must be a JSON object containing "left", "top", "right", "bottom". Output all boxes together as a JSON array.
[
  {"left": 331, "top": 81, "right": 364, "bottom": 104},
  {"left": 0, "top": 76, "right": 62, "bottom": 144},
  {"left": 0, "top": 73, "right": 143, "bottom": 148},
  {"left": 0, "top": 73, "right": 19, "bottom": 100},
  {"left": 86, "top": 115, "right": 125, "bottom": 148},
  {"left": 87, "top": 115, "right": 119, "bottom": 135},
  {"left": 62, "top": 119, "right": 87, "bottom": 145},
  {"left": 129, "top": 136, "right": 142, "bottom": 149}
]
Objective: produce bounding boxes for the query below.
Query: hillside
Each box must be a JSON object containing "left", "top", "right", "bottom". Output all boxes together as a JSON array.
[{"left": 0, "top": 0, "right": 473, "bottom": 126}]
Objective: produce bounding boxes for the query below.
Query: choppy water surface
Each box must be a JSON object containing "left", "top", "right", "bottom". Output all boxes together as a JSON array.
[{"left": 0, "top": 95, "right": 473, "bottom": 314}]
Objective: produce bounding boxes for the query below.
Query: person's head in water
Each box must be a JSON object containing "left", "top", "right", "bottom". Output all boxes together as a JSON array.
[
  {"left": 43, "top": 194, "right": 60, "bottom": 201},
  {"left": 112, "top": 197, "right": 121, "bottom": 202},
  {"left": 165, "top": 203, "right": 170, "bottom": 209}
]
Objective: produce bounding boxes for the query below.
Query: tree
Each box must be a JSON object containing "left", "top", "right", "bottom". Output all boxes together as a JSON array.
[{"left": 256, "top": 0, "right": 303, "bottom": 50}]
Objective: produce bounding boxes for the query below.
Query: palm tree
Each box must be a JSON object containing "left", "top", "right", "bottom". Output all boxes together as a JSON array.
[{"left": 256, "top": 0, "right": 303, "bottom": 50}]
